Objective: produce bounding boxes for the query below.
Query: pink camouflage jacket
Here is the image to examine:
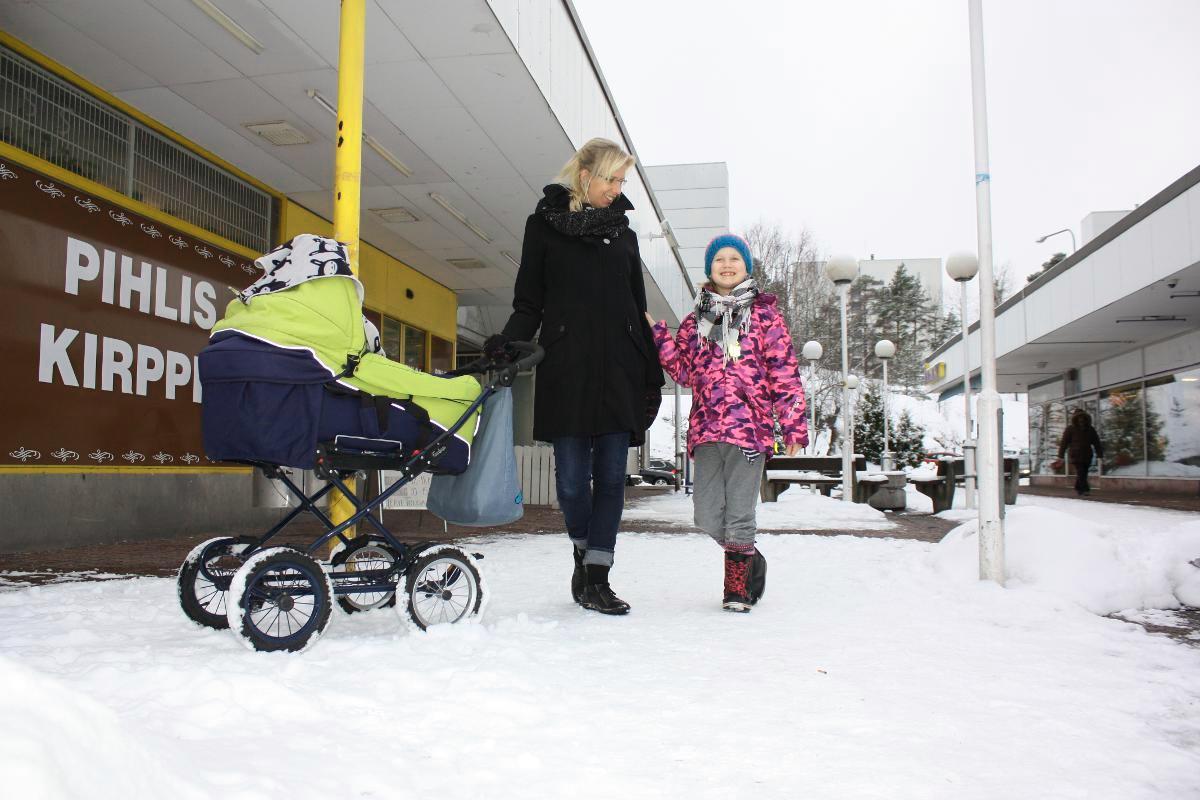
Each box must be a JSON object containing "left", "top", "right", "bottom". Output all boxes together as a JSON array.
[{"left": 651, "top": 293, "right": 808, "bottom": 457}]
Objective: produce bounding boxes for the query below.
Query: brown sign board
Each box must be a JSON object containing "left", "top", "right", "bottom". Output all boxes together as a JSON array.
[{"left": 0, "top": 158, "right": 262, "bottom": 468}]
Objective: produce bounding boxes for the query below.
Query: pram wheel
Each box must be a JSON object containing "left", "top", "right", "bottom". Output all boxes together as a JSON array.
[
  {"left": 227, "top": 547, "right": 333, "bottom": 652},
  {"left": 403, "top": 546, "right": 484, "bottom": 630},
  {"left": 177, "top": 536, "right": 253, "bottom": 630},
  {"left": 331, "top": 535, "right": 399, "bottom": 613}
]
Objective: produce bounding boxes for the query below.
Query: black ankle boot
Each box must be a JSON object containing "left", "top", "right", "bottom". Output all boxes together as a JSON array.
[
  {"left": 571, "top": 547, "right": 586, "bottom": 604},
  {"left": 580, "top": 564, "right": 630, "bottom": 615},
  {"left": 748, "top": 548, "right": 767, "bottom": 605}
]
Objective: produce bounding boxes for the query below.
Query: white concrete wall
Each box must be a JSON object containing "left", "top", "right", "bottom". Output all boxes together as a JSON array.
[
  {"left": 644, "top": 163, "right": 729, "bottom": 289},
  {"left": 858, "top": 257, "right": 944, "bottom": 308}
]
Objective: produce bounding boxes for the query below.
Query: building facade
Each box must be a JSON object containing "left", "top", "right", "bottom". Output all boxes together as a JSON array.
[
  {"left": 0, "top": 0, "right": 694, "bottom": 551},
  {"left": 925, "top": 165, "right": 1200, "bottom": 491}
]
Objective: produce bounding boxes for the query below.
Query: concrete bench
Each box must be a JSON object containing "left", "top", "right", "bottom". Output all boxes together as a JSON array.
[
  {"left": 916, "top": 456, "right": 1019, "bottom": 512},
  {"left": 910, "top": 458, "right": 956, "bottom": 513},
  {"left": 761, "top": 455, "right": 866, "bottom": 502}
]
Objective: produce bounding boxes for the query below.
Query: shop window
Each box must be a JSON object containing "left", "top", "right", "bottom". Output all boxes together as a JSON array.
[
  {"left": 1100, "top": 385, "right": 1146, "bottom": 476},
  {"left": 1032, "top": 400, "right": 1068, "bottom": 474},
  {"left": 430, "top": 336, "right": 454, "bottom": 375},
  {"left": 381, "top": 317, "right": 401, "bottom": 362},
  {"left": 403, "top": 324, "right": 427, "bottom": 371},
  {"left": 1143, "top": 369, "right": 1200, "bottom": 477}
]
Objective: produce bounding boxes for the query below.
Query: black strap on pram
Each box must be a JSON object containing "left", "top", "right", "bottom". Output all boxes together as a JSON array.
[
  {"left": 322, "top": 382, "right": 438, "bottom": 450},
  {"left": 330, "top": 352, "right": 362, "bottom": 380}
]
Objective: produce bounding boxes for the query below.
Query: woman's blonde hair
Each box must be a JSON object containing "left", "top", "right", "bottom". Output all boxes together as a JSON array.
[{"left": 555, "top": 138, "right": 635, "bottom": 212}]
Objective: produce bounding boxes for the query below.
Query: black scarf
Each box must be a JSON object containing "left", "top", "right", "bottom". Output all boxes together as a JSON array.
[{"left": 537, "top": 183, "right": 631, "bottom": 239}]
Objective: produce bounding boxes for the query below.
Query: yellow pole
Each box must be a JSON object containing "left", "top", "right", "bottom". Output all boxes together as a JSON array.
[{"left": 328, "top": 0, "right": 366, "bottom": 547}]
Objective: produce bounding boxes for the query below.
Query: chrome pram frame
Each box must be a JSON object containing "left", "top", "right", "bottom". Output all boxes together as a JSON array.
[{"left": 177, "top": 342, "right": 543, "bottom": 653}]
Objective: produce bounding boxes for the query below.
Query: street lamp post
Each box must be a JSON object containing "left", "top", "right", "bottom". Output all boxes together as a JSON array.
[
  {"left": 845, "top": 373, "right": 860, "bottom": 486},
  {"left": 946, "top": 252, "right": 980, "bottom": 509},
  {"left": 824, "top": 256, "right": 859, "bottom": 502},
  {"left": 1035, "top": 228, "right": 1076, "bottom": 253},
  {"left": 874, "top": 340, "right": 896, "bottom": 470},
  {"left": 802, "top": 340, "right": 823, "bottom": 454},
  {"left": 967, "top": 0, "right": 1005, "bottom": 584}
]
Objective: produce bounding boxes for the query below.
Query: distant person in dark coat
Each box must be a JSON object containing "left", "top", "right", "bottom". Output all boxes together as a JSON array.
[
  {"left": 485, "top": 138, "right": 665, "bottom": 616},
  {"left": 1058, "top": 410, "right": 1103, "bottom": 495}
]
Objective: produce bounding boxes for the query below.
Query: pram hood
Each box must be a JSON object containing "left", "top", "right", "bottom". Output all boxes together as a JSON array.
[{"left": 209, "top": 235, "right": 482, "bottom": 442}]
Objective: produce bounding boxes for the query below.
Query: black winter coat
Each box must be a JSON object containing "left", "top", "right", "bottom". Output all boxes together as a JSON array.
[
  {"left": 1059, "top": 420, "right": 1103, "bottom": 464},
  {"left": 502, "top": 185, "right": 665, "bottom": 445}
]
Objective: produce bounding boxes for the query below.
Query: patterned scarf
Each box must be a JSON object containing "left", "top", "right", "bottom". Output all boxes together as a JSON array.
[
  {"left": 537, "top": 187, "right": 630, "bottom": 240},
  {"left": 696, "top": 278, "right": 759, "bottom": 361}
]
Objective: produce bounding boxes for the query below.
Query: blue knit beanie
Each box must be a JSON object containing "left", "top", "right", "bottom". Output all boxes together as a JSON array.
[{"left": 704, "top": 234, "right": 754, "bottom": 277}]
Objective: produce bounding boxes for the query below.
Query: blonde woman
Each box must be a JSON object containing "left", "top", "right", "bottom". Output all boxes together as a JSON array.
[{"left": 486, "top": 138, "right": 665, "bottom": 615}]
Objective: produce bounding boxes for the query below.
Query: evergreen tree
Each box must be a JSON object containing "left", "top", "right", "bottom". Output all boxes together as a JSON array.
[
  {"left": 1100, "top": 389, "right": 1167, "bottom": 467},
  {"left": 892, "top": 409, "right": 927, "bottom": 468},
  {"left": 852, "top": 383, "right": 886, "bottom": 464}
]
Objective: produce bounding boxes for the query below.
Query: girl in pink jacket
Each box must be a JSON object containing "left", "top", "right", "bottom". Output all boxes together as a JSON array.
[{"left": 647, "top": 234, "right": 808, "bottom": 612}]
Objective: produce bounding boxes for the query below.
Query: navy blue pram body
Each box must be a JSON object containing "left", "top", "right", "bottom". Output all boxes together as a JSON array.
[{"left": 199, "top": 331, "right": 471, "bottom": 473}]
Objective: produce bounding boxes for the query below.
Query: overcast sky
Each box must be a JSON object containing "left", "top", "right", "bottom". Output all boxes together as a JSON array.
[{"left": 574, "top": 0, "right": 1200, "bottom": 295}]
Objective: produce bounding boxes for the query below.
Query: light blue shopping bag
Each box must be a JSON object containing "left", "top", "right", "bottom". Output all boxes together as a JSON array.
[{"left": 427, "top": 387, "right": 523, "bottom": 526}]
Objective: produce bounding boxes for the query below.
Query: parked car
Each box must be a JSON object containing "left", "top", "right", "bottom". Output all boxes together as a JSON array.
[
  {"left": 625, "top": 473, "right": 645, "bottom": 487},
  {"left": 640, "top": 458, "right": 679, "bottom": 486},
  {"left": 1006, "top": 448, "right": 1032, "bottom": 478}
]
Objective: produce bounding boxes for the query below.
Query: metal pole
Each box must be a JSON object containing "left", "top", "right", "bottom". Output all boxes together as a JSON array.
[
  {"left": 327, "top": 0, "right": 367, "bottom": 546},
  {"left": 882, "top": 359, "right": 890, "bottom": 470},
  {"left": 809, "top": 361, "right": 817, "bottom": 454},
  {"left": 673, "top": 383, "right": 682, "bottom": 491},
  {"left": 839, "top": 285, "right": 852, "bottom": 502},
  {"left": 967, "top": 0, "right": 1005, "bottom": 584},
  {"left": 960, "top": 280, "right": 975, "bottom": 509}
]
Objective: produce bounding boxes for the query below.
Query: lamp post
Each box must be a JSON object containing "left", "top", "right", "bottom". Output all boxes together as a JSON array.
[
  {"left": 1035, "top": 228, "right": 1076, "bottom": 253},
  {"left": 825, "top": 255, "right": 859, "bottom": 501},
  {"left": 946, "top": 252, "right": 979, "bottom": 509},
  {"left": 874, "top": 340, "right": 896, "bottom": 470},
  {"left": 967, "top": 0, "right": 1005, "bottom": 584},
  {"left": 802, "top": 340, "right": 823, "bottom": 454}
]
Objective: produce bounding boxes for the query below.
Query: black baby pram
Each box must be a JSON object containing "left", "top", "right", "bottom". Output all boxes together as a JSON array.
[{"left": 176, "top": 235, "right": 542, "bottom": 652}]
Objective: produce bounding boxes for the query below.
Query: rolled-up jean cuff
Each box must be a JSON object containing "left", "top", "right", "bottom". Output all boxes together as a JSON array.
[
  {"left": 570, "top": 537, "right": 588, "bottom": 551},
  {"left": 582, "top": 548, "right": 614, "bottom": 567}
]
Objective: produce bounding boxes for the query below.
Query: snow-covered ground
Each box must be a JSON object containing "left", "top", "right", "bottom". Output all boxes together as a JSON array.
[
  {"left": 624, "top": 482, "right": 894, "bottom": 530},
  {"left": 3, "top": 493, "right": 1200, "bottom": 799}
]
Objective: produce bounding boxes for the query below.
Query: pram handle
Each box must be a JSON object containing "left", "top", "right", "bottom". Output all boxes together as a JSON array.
[
  {"left": 495, "top": 341, "right": 543, "bottom": 386},
  {"left": 442, "top": 340, "right": 544, "bottom": 386}
]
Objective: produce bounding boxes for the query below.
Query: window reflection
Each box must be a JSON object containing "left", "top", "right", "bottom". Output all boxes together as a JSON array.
[
  {"left": 1100, "top": 385, "right": 1146, "bottom": 476},
  {"left": 1144, "top": 369, "right": 1200, "bottom": 477}
]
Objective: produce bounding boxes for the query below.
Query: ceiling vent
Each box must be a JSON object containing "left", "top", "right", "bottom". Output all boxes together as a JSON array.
[
  {"left": 447, "top": 258, "right": 487, "bottom": 270},
  {"left": 373, "top": 207, "right": 419, "bottom": 224},
  {"left": 244, "top": 121, "right": 310, "bottom": 146}
]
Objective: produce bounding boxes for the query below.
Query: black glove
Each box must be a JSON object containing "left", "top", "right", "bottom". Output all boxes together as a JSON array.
[
  {"left": 483, "top": 333, "right": 512, "bottom": 360},
  {"left": 643, "top": 389, "right": 663, "bottom": 430}
]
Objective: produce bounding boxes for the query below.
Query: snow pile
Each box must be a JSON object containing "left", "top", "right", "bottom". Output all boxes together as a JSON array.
[
  {"left": 624, "top": 483, "right": 893, "bottom": 530},
  {"left": 0, "top": 656, "right": 202, "bottom": 799},
  {"left": 932, "top": 504, "right": 1200, "bottom": 614}
]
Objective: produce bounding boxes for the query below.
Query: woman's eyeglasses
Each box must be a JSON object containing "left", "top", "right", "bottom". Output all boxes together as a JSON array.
[{"left": 604, "top": 176, "right": 629, "bottom": 187}]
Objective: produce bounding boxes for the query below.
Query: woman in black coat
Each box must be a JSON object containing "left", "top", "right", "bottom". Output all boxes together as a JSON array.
[
  {"left": 486, "top": 138, "right": 664, "bottom": 615},
  {"left": 1058, "top": 410, "right": 1104, "bottom": 495}
]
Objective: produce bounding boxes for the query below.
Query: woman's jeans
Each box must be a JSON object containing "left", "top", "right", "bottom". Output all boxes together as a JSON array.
[{"left": 552, "top": 432, "right": 629, "bottom": 567}]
